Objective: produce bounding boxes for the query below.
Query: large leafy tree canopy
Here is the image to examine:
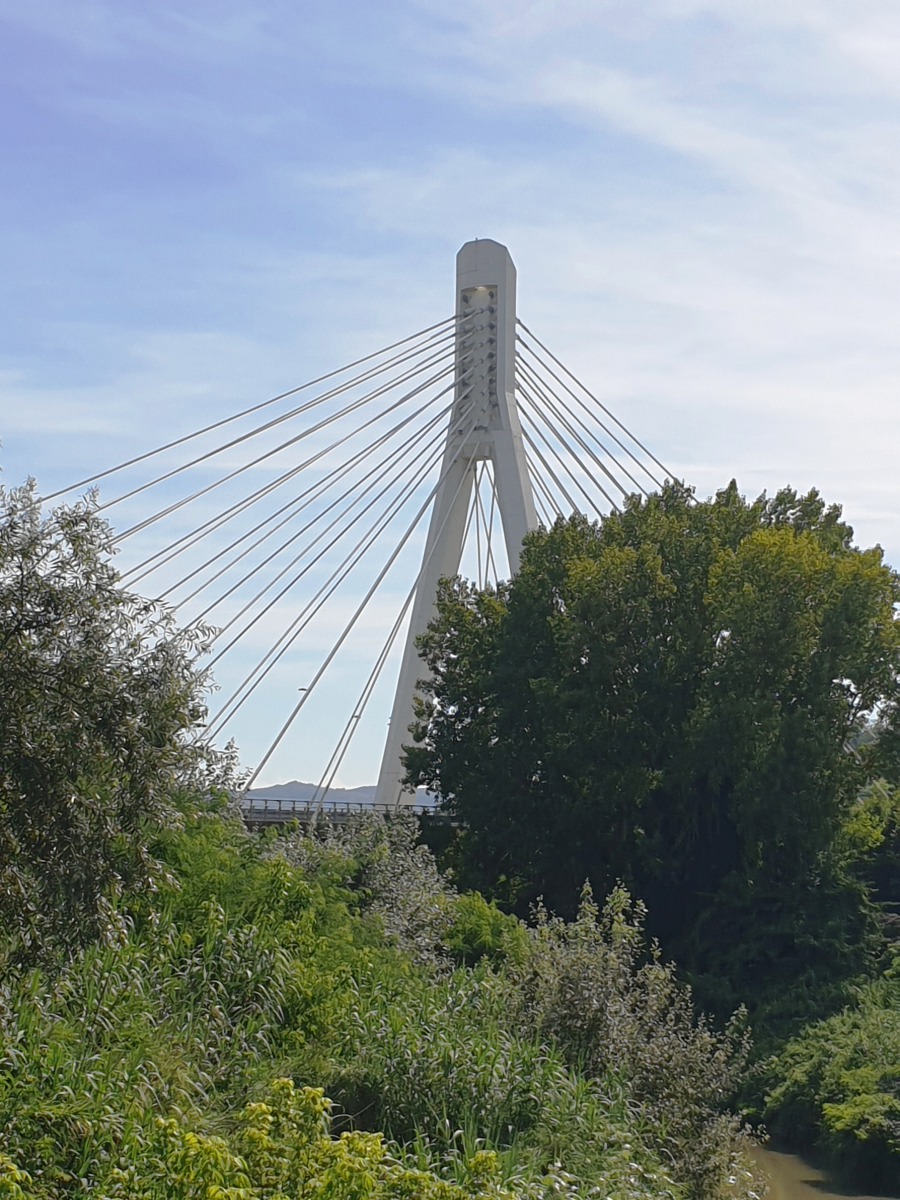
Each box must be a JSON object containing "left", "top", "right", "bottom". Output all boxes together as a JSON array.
[
  {"left": 405, "top": 482, "right": 900, "bottom": 1016},
  {"left": 0, "top": 483, "right": 212, "bottom": 965}
]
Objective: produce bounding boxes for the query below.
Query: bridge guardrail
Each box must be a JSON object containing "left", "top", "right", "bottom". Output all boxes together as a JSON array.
[{"left": 241, "top": 797, "right": 438, "bottom": 824}]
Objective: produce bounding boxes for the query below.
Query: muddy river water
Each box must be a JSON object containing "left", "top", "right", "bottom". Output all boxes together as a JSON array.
[{"left": 754, "top": 1148, "right": 896, "bottom": 1200}]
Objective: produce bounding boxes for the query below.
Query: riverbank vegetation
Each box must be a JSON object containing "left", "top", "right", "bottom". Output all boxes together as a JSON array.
[
  {"left": 9, "top": 479, "right": 900, "bottom": 1194},
  {"left": 406, "top": 483, "right": 900, "bottom": 1188},
  {"left": 0, "top": 799, "right": 759, "bottom": 1200},
  {"left": 0, "top": 484, "right": 758, "bottom": 1198}
]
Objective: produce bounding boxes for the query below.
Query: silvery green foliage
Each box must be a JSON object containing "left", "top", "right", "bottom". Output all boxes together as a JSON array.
[
  {"left": 274, "top": 811, "right": 456, "bottom": 966},
  {"left": 361, "top": 813, "right": 455, "bottom": 967},
  {"left": 510, "top": 885, "right": 759, "bottom": 1200},
  {"left": 189, "top": 738, "right": 251, "bottom": 820},
  {"left": 0, "top": 483, "right": 214, "bottom": 967}
]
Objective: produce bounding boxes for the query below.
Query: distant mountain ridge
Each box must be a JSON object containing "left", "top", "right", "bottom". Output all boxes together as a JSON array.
[{"left": 246, "top": 780, "right": 437, "bottom": 806}]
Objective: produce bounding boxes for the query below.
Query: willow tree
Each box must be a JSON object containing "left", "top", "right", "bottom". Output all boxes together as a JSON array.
[
  {"left": 404, "top": 483, "right": 900, "bottom": 1018},
  {"left": 0, "top": 483, "right": 212, "bottom": 966}
]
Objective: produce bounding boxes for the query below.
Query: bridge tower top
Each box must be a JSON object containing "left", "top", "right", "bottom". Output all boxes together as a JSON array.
[{"left": 373, "top": 238, "right": 537, "bottom": 808}]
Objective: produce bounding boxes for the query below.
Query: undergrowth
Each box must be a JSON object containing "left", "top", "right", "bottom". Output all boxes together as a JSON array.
[{"left": 0, "top": 799, "right": 763, "bottom": 1199}]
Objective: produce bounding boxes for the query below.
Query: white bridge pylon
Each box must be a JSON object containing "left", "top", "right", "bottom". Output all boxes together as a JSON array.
[
  {"left": 42, "top": 236, "right": 674, "bottom": 803},
  {"left": 374, "top": 239, "right": 538, "bottom": 808}
]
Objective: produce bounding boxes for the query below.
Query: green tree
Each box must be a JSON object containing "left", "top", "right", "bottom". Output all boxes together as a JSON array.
[
  {"left": 404, "top": 482, "right": 900, "bottom": 1018},
  {"left": 0, "top": 482, "right": 211, "bottom": 965}
]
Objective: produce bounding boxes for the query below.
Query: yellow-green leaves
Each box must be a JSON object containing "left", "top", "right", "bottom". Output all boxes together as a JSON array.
[
  {"left": 406, "top": 483, "right": 900, "bottom": 1021},
  {"left": 0, "top": 1156, "right": 32, "bottom": 1200},
  {"left": 150, "top": 1081, "right": 518, "bottom": 1200}
]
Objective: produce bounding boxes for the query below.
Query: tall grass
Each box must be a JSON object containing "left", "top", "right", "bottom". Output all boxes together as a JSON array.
[{"left": 0, "top": 802, "right": 762, "bottom": 1199}]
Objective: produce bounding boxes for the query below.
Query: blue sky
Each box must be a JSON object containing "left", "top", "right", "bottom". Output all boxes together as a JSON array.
[{"left": 3, "top": 1, "right": 900, "bottom": 785}]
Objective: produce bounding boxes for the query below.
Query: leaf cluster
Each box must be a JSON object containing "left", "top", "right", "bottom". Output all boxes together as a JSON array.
[
  {"left": 759, "top": 971, "right": 900, "bottom": 1190},
  {"left": 0, "top": 484, "right": 213, "bottom": 967},
  {"left": 404, "top": 482, "right": 900, "bottom": 1018}
]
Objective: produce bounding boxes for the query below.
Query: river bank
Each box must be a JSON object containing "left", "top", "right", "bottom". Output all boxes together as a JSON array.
[{"left": 755, "top": 1147, "right": 897, "bottom": 1200}]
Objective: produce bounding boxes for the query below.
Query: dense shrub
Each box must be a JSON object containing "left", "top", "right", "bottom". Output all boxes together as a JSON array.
[
  {"left": 760, "top": 972, "right": 900, "bottom": 1190},
  {"left": 0, "top": 800, "right": 761, "bottom": 1199},
  {"left": 335, "top": 960, "right": 690, "bottom": 1200},
  {"left": 508, "top": 887, "right": 753, "bottom": 1200},
  {"left": 310, "top": 825, "right": 758, "bottom": 1200},
  {"left": 0, "top": 801, "right": 359, "bottom": 1197}
]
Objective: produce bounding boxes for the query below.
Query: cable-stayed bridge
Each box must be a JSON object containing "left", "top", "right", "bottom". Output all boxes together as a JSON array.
[{"left": 42, "top": 240, "right": 673, "bottom": 815}]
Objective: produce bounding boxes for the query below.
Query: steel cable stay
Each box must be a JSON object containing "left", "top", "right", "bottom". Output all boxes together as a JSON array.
[
  {"left": 309, "top": 586, "right": 413, "bottom": 813},
  {"left": 469, "top": 463, "right": 485, "bottom": 590},
  {"left": 518, "top": 378, "right": 621, "bottom": 512},
  {"left": 201, "top": 428, "right": 454, "bottom": 743},
  {"left": 470, "top": 461, "right": 499, "bottom": 589},
  {"left": 516, "top": 355, "right": 643, "bottom": 501},
  {"left": 111, "top": 348, "right": 460, "bottom": 543},
  {"left": 204, "top": 421, "right": 449, "bottom": 674},
  {"left": 517, "top": 393, "right": 608, "bottom": 520},
  {"left": 239, "top": 424, "right": 490, "bottom": 795},
  {"left": 167, "top": 398, "right": 455, "bottom": 612},
  {"left": 473, "top": 461, "right": 485, "bottom": 587},
  {"left": 161, "top": 392, "right": 455, "bottom": 600},
  {"left": 310, "top": 457, "right": 502, "bottom": 812},
  {"left": 187, "top": 405, "right": 454, "bottom": 629},
  {"left": 139, "top": 423, "right": 415, "bottom": 595},
  {"left": 197, "top": 375, "right": 484, "bottom": 656},
  {"left": 205, "top": 435, "right": 447, "bottom": 747},
  {"left": 205, "top": 399, "right": 490, "bottom": 744},
  {"left": 479, "top": 465, "right": 500, "bottom": 588},
  {"left": 532, "top": 498, "right": 549, "bottom": 528},
  {"left": 518, "top": 421, "right": 584, "bottom": 517},
  {"left": 120, "top": 374, "right": 454, "bottom": 585},
  {"left": 519, "top": 381, "right": 618, "bottom": 514},
  {"left": 41, "top": 314, "right": 461, "bottom": 504},
  {"left": 138, "top": 372, "right": 462, "bottom": 595},
  {"left": 183, "top": 424, "right": 448, "bottom": 630},
  {"left": 458, "top": 469, "right": 481, "bottom": 582},
  {"left": 519, "top": 357, "right": 651, "bottom": 501},
  {"left": 517, "top": 344, "right": 658, "bottom": 498},
  {"left": 539, "top": 474, "right": 565, "bottom": 521},
  {"left": 518, "top": 337, "right": 663, "bottom": 494},
  {"left": 456, "top": 463, "right": 494, "bottom": 587},
  {"left": 101, "top": 327, "right": 459, "bottom": 517},
  {"left": 529, "top": 454, "right": 564, "bottom": 526},
  {"left": 309, "top": 457, "right": 489, "bottom": 812},
  {"left": 515, "top": 321, "right": 673, "bottom": 488},
  {"left": 531, "top": 484, "right": 556, "bottom": 529},
  {"left": 202, "top": 431, "right": 452, "bottom": 740},
  {"left": 478, "top": 464, "right": 492, "bottom": 587}
]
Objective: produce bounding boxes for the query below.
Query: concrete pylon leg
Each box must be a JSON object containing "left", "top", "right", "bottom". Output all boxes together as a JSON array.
[{"left": 373, "top": 239, "right": 537, "bottom": 809}]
